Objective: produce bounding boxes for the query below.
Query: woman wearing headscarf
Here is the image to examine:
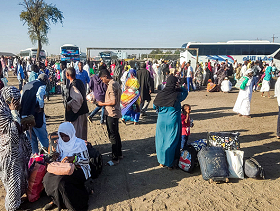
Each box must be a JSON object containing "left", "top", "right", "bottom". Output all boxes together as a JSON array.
[
  {"left": 233, "top": 69, "right": 254, "bottom": 118},
  {"left": 260, "top": 65, "right": 272, "bottom": 98},
  {"left": 121, "top": 69, "right": 141, "bottom": 125},
  {"left": 0, "top": 86, "right": 32, "bottom": 211},
  {"left": 153, "top": 76, "right": 188, "bottom": 168},
  {"left": 43, "top": 122, "right": 91, "bottom": 211},
  {"left": 194, "top": 63, "right": 203, "bottom": 89},
  {"left": 206, "top": 79, "right": 219, "bottom": 92},
  {"left": 146, "top": 60, "right": 155, "bottom": 93}
]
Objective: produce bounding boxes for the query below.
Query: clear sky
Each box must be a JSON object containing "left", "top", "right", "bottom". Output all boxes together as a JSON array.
[{"left": 1, "top": 0, "right": 280, "bottom": 55}]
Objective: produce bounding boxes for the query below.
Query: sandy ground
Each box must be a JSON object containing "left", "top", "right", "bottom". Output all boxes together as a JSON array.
[{"left": 1, "top": 72, "right": 280, "bottom": 211}]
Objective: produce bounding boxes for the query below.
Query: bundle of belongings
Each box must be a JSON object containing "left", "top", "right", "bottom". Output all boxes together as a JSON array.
[{"left": 178, "top": 132, "right": 265, "bottom": 183}]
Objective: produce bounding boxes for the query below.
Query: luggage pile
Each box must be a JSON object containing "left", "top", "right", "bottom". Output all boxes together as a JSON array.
[{"left": 179, "top": 132, "right": 265, "bottom": 183}]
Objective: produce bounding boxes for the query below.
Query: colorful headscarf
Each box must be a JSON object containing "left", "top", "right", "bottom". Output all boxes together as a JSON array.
[{"left": 121, "top": 69, "right": 140, "bottom": 116}]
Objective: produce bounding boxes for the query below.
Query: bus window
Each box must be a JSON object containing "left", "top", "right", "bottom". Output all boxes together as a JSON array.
[
  {"left": 274, "top": 50, "right": 280, "bottom": 60},
  {"left": 240, "top": 45, "right": 249, "bottom": 55},
  {"left": 204, "top": 46, "right": 211, "bottom": 55},
  {"left": 226, "top": 45, "right": 234, "bottom": 55},
  {"left": 219, "top": 45, "right": 226, "bottom": 55},
  {"left": 264, "top": 45, "right": 279, "bottom": 55},
  {"left": 211, "top": 46, "right": 219, "bottom": 55}
]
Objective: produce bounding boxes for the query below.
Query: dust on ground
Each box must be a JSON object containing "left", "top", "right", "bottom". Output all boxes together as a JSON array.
[{"left": 1, "top": 73, "right": 280, "bottom": 211}]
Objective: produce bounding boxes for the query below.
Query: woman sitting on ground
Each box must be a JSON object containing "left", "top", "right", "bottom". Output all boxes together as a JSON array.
[
  {"left": 43, "top": 122, "right": 91, "bottom": 211},
  {"left": 206, "top": 79, "right": 219, "bottom": 92}
]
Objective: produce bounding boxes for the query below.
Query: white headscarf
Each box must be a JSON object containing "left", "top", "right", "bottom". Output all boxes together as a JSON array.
[
  {"left": 57, "top": 122, "right": 87, "bottom": 160},
  {"left": 245, "top": 68, "right": 253, "bottom": 76}
]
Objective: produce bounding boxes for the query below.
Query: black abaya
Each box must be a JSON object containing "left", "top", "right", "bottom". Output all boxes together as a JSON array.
[{"left": 43, "top": 168, "right": 89, "bottom": 211}]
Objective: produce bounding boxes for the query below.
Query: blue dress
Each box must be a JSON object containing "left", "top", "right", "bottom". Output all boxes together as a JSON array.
[{"left": 153, "top": 88, "right": 188, "bottom": 167}]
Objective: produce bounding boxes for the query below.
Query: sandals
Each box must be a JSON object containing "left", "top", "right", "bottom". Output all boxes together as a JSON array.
[
  {"left": 44, "top": 201, "right": 57, "bottom": 210},
  {"left": 121, "top": 119, "right": 126, "bottom": 125}
]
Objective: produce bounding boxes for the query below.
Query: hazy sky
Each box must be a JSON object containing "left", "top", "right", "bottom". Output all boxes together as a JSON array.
[{"left": 1, "top": 0, "right": 280, "bottom": 55}]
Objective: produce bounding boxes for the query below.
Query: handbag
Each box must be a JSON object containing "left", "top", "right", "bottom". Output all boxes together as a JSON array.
[{"left": 47, "top": 162, "right": 75, "bottom": 175}]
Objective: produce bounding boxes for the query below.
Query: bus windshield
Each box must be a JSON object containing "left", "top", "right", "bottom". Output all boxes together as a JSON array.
[{"left": 60, "top": 45, "right": 80, "bottom": 62}]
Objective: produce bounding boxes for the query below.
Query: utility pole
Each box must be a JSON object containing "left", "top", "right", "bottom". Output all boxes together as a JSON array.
[{"left": 272, "top": 34, "right": 278, "bottom": 43}]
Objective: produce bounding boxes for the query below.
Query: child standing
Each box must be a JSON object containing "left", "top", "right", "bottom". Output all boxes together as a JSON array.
[{"left": 181, "top": 104, "right": 193, "bottom": 150}]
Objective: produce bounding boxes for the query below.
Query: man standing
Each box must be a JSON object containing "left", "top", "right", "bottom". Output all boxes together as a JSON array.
[
  {"left": 98, "top": 69, "right": 122, "bottom": 165},
  {"left": 65, "top": 67, "right": 89, "bottom": 140},
  {"left": 60, "top": 61, "right": 69, "bottom": 108},
  {"left": 241, "top": 60, "right": 248, "bottom": 77},
  {"left": 28, "top": 64, "right": 39, "bottom": 82},
  {"left": 20, "top": 73, "right": 49, "bottom": 154},
  {"left": 137, "top": 62, "right": 152, "bottom": 116},
  {"left": 251, "top": 61, "right": 261, "bottom": 92},
  {"left": 17, "top": 60, "right": 25, "bottom": 91},
  {"left": 76, "top": 62, "right": 90, "bottom": 91},
  {"left": 185, "top": 62, "right": 194, "bottom": 91},
  {"left": 113, "top": 60, "right": 123, "bottom": 84}
]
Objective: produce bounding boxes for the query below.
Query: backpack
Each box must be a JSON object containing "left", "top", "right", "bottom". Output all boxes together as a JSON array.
[
  {"left": 244, "top": 157, "right": 265, "bottom": 179},
  {"left": 178, "top": 145, "right": 197, "bottom": 173},
  {"left": 86, "top": 142, "right": 103, "bottom": 179}
]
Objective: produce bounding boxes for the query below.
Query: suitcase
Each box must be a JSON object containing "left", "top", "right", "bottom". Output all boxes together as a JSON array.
[
  {"left": 207, "top": 132, "right": 240, "bottom": 150},
  {"left": 198, "top": 146, "right": 229, "bottom": 183}
]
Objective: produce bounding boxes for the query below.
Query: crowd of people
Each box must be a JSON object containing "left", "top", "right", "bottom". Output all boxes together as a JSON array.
[{"left": 0, "top": 54, "right": 279, "bottom": 210}]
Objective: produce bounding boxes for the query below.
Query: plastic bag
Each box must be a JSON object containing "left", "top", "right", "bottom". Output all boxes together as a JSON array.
[
  {"left": 226, "top": 150, "right": 244, "bottom": 179},
  {"left": 27, "top": 163, "right": 47, "bottom": 202}
]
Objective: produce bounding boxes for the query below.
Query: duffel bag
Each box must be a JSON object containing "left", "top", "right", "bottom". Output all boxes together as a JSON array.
[
  {"left": 190, "top": 139, "right": 207, "bottom": 152},
  {"left": 178, "top": 145, "right": 197, "bottom": 173},
  {"left": 86, "top": 141, "right": 103, "bottom": 179},
  {"left": 207, "top": 131, "right": 240, "bottom": 150},
  {"left": 244, "top": 158, "right": 265, "bottom": 179}
]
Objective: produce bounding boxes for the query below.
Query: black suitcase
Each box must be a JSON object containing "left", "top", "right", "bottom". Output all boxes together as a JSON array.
[{"left": 198, "top": 146, "right": 229, "bottom": 183}]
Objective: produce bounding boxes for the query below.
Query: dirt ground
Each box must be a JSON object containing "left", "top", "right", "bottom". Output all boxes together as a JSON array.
[{"left": 1, "top": 72, "right": 280, "bottom": 211}]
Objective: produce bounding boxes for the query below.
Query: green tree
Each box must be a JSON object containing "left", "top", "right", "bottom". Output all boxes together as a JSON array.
[{"left": 20, "top": 0, "right": 64, "bottom": 60}]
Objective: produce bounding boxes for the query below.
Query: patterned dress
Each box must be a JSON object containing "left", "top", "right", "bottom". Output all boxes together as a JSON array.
[
  {"left": 120, "top": 70, "right": 141, "bottom": 122},
  {"left": 0, "top": 86, "right": 32, "bottom": 211}
]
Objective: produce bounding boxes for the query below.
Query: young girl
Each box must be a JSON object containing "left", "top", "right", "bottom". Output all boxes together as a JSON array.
[{"left": 181, "top": 104, "right": 193, "bottom": 150}]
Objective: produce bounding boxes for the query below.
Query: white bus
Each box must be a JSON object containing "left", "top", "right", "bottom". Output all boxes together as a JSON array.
[
  {"left": 60, "top": 44, "right": 80, "bottom": 62},
  {"left": 180, "top": 40, "right": 280, "bottom": 68},
  {"left": 19, "top": 48, "right": 46, "bottom": 60}
]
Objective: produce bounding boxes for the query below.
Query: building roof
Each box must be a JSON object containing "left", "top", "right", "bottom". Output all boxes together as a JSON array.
[{"left": 0, "top": 52, "right": 16, "bottom": 57}]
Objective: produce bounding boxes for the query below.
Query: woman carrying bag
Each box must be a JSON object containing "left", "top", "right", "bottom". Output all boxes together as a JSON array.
[{"left": 43, "top": 122, "right": 91, "bottom": 211}]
